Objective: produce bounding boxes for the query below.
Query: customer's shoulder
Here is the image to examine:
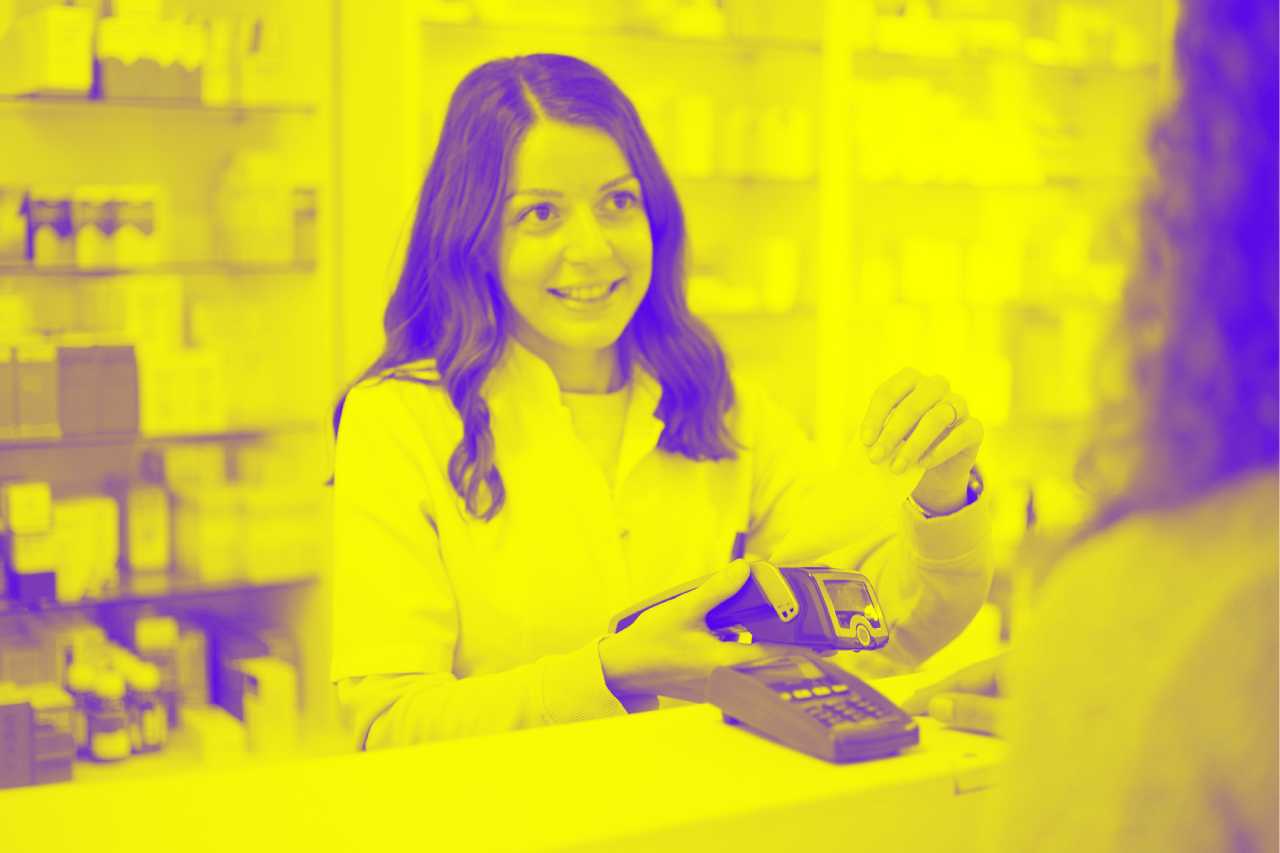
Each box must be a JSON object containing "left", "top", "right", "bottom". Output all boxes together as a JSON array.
[{"left": 1041, "top": 470, "right": 1278, "bottom": 631}]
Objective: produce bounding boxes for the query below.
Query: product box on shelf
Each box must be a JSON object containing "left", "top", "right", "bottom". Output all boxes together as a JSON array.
[
  {"left": 0, "top": 5, "right": 95, "bottom": 96},
  {"left": 51, "top": 495, "right": 120, "bottom": 603},
  {"left": 212, "top": 151, "right": 295, "bottom": 264},
  {"left": 230, "top": 656, "right": 298, "bottom": 755},
  {"left": 95, "top": 14, "right": 206, "bottom": 101},
  {"left": 26, "top": 682, "right": 74, "bottom": 784},
  {"left": 55, "top": 338, "right": 142, "bottom": 435},
  {"left": 172, "top": 484, "right": 242, "bottom": 583},
  {"left": 2, "top": 530, "right": 58, "bottom": 574},
  {"left": 113, "top": 483, "right": 171, "bottom": 574},
  {"left": 12, "top": 341, "right": 59, "bottom": 438},
  {"left": 0, "top": 480, "right": 53, "bottom": 535},
  {"left": 0, "top": 624, "right": 55, "bottom": 685},
  {"left": 0, "top": 686, "right": 35, "bottom": 789},
  {"left": 2, "top": 557, "right": 57, "bottom": 607},
  {"left": 136, "top": 345, "right": 229, "bottom": 435}
]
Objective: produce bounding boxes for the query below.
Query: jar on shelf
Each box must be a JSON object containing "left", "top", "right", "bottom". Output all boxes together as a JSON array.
[
  {"left": 124, "top": 660, "right": 168, "bottom": 753},
  {"left": 72, "top": 185, "right": 118, "bottom": 269},
  {"left": 64, "top": 661, "right": 97, "bottom": 756},
  {"left": 114, "top": 186, "right": 160, "bottom": 268},
  {"left": 23, "top": 188, "right": 75, "bottom": 267},
  {"left": 86, "top": 671, "right": 131, "bottom": 763}
]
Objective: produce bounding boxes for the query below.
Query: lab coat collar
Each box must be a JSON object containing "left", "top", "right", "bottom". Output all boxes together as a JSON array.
[{"left": 485, "top": 338, "right": 666, "bottom": 488}]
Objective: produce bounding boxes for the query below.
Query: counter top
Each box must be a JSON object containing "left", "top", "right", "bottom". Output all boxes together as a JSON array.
[{"left": 0, "top": 687, "right": 1005, "bottom": 853}]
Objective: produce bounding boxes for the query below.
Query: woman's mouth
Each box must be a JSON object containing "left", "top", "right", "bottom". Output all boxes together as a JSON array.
[{"left": 548, "top": 278, "right": 624, "bottom": 306}]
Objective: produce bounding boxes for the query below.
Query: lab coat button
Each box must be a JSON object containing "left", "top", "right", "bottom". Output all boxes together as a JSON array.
[{"left": 619, "top": 529, "right": 630, "bottom": 540}]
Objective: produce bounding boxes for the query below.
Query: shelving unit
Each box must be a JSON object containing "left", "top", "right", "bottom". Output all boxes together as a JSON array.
[{"left": 0, "top": 0, "right": 341, "bottom": 786}]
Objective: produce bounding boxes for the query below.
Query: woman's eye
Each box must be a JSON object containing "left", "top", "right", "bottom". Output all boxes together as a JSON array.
[
  {"left": 608, "top": 191, "right": 638, "bottom": 211},
  {"left": 517, "top": 203, "right": 557, "bottom": 224}
]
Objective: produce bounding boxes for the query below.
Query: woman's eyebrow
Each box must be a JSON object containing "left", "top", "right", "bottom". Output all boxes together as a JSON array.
[
  {"left": 507, "top": 188, "right": 563, "bottom": 200},
  {"left": 598, "top": 173, "right": 637, "bottom": 190},
  {"left": 506, "top": 174, "right": 636, "bottom": 201}
]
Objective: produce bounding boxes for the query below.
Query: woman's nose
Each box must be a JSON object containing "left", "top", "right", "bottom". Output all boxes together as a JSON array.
[{"left": 562, "top": 208, "right": 614, "bottom": 265}]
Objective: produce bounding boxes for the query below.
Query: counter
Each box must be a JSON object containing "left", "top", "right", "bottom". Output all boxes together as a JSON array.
[{"left": 0, "top": 682, "right": 1005, "bottom": 853}]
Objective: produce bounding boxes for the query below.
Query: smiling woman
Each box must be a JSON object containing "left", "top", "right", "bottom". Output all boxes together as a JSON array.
[
  {"left": 498, "top": 122, "right": 653, "bottom": 391},
  {"left": 328, "top": 54, "right": 993, "bottom": 750}
]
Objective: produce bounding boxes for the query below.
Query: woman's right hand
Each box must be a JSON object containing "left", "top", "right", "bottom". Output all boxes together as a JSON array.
[{"left": 598, "top": 559, "right": 795, "bottom": 702}]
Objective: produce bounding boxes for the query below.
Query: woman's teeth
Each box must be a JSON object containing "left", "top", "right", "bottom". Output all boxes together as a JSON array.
[{"left": 550, "top": 280, "right": 620, "bottom": 302}]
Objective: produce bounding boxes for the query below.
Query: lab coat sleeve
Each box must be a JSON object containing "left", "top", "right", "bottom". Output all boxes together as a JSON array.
[
  {"left": 331, "top": 381, "right": 627, "bottom": 749},
  {"left": 738, "top": 381, "right": 993, "bottom": 667}
]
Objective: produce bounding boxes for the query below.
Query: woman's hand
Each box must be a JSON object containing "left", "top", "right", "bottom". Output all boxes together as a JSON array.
[
  {"left": 599, "top": 559, "right": 794, "bottom": 702},
  {"left": 900, "top": 653, "right": 1008, "bottom": 737},
  {"left": 859, "top": 368, "right": 983, "bottom": 516}
]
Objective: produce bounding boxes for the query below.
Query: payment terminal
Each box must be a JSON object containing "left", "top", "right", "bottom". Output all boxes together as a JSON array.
[
  {"left": 708, "top": 653, "right": 919, "bottom": 763},
  {"left": 611, "top": 561, "right": 890, "bottom": 652}
]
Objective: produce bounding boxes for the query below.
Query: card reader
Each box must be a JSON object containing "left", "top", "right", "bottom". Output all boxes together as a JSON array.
[{"left": 611, "top": 561, "right": 890, "bottom": 652}]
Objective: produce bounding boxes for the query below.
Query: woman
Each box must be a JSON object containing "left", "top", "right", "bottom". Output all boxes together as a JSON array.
[
  {"left": 907, "top": 1, "right": 1277, "bottom": 849},
  {"left": 331, "top": 54, "right": 992, "bottom": 749}
]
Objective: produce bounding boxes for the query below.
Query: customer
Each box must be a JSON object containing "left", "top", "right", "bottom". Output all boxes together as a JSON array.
[{"left": 907, "top": 1, "right": 1277, "bottom": 850}]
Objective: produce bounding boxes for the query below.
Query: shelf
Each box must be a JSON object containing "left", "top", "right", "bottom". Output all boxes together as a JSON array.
[
  {"left": 419, "top": 17, "right": 820, "bottom": 54},
  {"left": 0, "top": 573, "right": 317, "bottom": 617},
  {"left": 0, "top": 424, "right": 320, "bottom": 452},
  {"left": 850, "top": 47, "right": 1158, "bottom": 76},
  {"left": 0, "top": 261, "right": 317, "bottom": 279},
  {"left": 676, "top": 173, "right": 818, "bottom": 189},
  {"left": 0, "top": 94, "right": 318, "bottom": 115}
]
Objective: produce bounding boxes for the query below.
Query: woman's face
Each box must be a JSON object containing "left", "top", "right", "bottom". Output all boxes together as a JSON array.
[{"left": 497, "top": 119, "right": 653, "bottom": 364}]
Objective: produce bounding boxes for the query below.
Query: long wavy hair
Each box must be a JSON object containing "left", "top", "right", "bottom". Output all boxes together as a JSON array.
[
  {"left": 333, "top": 54, "right": 736, "bottom": 520},
  {"left": 1075, "top": 0, "right": 1278, "bottom": 530}
]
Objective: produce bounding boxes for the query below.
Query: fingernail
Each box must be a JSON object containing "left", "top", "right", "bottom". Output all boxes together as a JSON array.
[
  {"left": 891, "top": 456, "right": 907, "bottom": 474},
  {"left": 928, "top": 696, "right": 954, "bottom": 722},
  {"left": 869, "top": 445, "right": 885, "bottom": 463},
  {"left": 861, "top": 428, "right": 875, "bottom": 446}
]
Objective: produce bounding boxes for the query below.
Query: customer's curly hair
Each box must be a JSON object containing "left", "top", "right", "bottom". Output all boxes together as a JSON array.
[{"left": 1077, "top": 0, "right": 1278, "bottom": 524}]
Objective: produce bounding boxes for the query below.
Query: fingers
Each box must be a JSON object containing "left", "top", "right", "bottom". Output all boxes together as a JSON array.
[
  {"left": 900, "top": 655, "right": 1005, "bottom": 714},
  {"left": 918, "top": 418, "right": 984, "bottom": 471},
  {"left": 889, "top": 394, "right": 967, "bottom": 474},
  {"left": 925, "top": 693, "right": 1005, "bottom": 737},
  {"left": 867, "top": 375, "right": 950, "bottom": 465},
  {"left": 860, "top": 367, "right": 921, "bottom": 447},
  {"left": 685, "top": 559, "right": 752, "bottom": 615}
]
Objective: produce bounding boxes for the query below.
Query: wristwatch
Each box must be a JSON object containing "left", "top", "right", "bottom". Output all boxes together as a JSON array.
[{"left": 909, "top": 466, "right": 984, "bottom": 519}]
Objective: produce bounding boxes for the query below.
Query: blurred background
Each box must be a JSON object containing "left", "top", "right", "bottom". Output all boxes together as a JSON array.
[{"left": 0, "top": 0, "right": 1173, "bottom": 786}]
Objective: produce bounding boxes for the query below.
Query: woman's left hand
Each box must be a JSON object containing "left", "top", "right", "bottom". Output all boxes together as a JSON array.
[{"left": 859, "top": 368, "right": 983, "bottom": 516}]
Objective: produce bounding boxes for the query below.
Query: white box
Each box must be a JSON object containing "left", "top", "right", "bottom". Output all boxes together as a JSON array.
[{"left": 0, "top": 6, "right": 95, "bottom": 96}]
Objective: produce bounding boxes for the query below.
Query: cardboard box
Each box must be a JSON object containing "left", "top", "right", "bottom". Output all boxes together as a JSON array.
[
  {"left": 0, "top": 5, "right": 95, "bottom": 96},
  {"left": 13, "top": 342, "right": 59, "bottom": 438}
]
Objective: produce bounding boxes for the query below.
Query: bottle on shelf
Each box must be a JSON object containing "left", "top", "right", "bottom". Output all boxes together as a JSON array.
[
  {"left": 86, "top": 671, "right": 131, "bottom": 763},
  {"left": 124, "top": 660, "right": 168, "bottom": 754}
]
